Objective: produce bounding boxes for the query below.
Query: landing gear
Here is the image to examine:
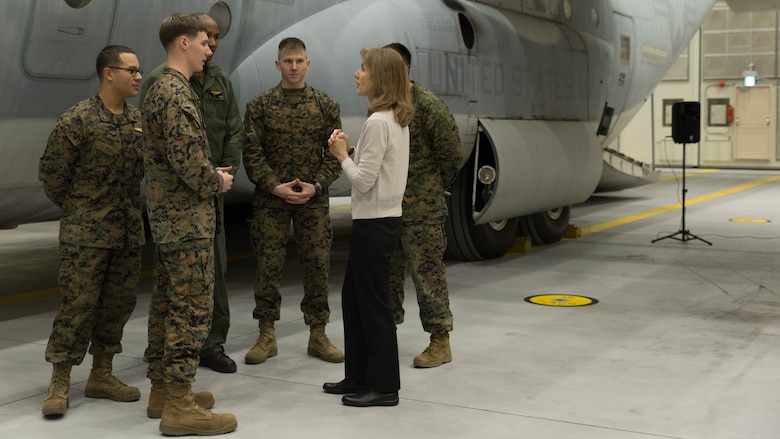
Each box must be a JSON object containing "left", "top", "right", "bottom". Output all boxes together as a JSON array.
[
  {"left": 443, "top": 128, "right": 572, "bottom": 260},
  {"left": 518, "top": 206, "right": 570, "bottom": 245},
  {"left": 444, "top": 157, "right": 519, "bottom": 261}
]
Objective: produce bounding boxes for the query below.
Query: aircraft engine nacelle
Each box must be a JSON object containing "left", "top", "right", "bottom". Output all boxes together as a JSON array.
[
  {"left": 471, "top": 120, "right": 602, "bottom": 225},
  {"left": 444, "top": 118, "right": 602, "bottom": 260}
]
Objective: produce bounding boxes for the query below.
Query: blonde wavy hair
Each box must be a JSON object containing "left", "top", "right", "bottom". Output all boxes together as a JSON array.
[{"left": 360, "top": 47, "right": 413, "bottom": 127}]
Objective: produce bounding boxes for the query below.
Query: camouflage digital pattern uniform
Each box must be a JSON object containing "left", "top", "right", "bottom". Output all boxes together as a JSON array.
[
  {"left": 242, "top": 84, "right": 341, "bottom": 325},
  {"left": 388, "top": 83, "right": 462, "bottom": 334},
  {"left": 39, "top": 95, "right": 145, "bottom": 365},
  {"left": 141, "top": 68, "right": 224, "bottom": 385},
  {"left": 140, "top": 60, "right": 242, "bottom": 358}
]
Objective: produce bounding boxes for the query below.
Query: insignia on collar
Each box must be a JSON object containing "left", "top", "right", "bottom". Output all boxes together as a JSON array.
[{"left": 208, "top": 90, "right": 225, "bottom": 100}]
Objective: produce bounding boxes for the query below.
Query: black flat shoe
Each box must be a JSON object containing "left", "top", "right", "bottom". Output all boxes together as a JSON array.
[
  {"left": 323, "top": 380, "right": 365, "bottom": 395},
  {"left": 199, "top": 351, "right": 237, "bottom": 373},
  {"left": 341, "top": 390, "right": 399, "bottom": 407}
]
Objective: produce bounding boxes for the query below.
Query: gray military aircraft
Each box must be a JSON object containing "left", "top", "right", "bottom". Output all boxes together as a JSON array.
[{"left": 0, "top": 0, "right": 719, "bottom": 260}]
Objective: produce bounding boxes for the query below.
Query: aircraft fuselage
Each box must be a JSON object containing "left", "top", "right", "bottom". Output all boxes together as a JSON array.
[{"left": 0, "top": 0, "right": 716, "bottom": 259}]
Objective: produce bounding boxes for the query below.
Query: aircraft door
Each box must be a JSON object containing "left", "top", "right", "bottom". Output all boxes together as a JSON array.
[
  {"left": 604, "top": 13, "right": 635, "bottom": 136},
  {"left": 23, "top": 0, "right": 116, "bottom": 80},
  {"left": 734, "top": 85, "right": 772, "bottom": 160}
]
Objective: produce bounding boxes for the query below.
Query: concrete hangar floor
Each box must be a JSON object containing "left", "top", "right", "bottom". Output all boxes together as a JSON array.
[{"left": 0, "top": 168, "right": 778, "bottom": 439}]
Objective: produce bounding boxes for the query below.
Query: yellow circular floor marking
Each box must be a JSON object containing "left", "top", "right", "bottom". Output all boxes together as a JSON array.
[
  {"left": 524, "top": 294, "right": 598, "bottom": 307},
  {"left": 729, "top": 218, "right": 770, "bottom": 223}
]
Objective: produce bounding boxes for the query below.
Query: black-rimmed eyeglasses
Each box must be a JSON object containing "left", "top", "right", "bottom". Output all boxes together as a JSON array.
[{"left": 108, "top": 66, "right": 143, "bottom": 76}]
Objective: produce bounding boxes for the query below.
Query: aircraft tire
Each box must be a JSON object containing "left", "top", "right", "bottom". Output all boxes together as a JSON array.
[
  {"left": 518, "top": 206, "right": 570, "bottom": 245},
  {"left": 444, "top": 164, "right": 519, "bottom": 261}
]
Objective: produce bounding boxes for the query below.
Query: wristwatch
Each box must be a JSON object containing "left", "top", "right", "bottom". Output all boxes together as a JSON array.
[{"left": 314, "top": 181, "right": 323, "bottom": 197}]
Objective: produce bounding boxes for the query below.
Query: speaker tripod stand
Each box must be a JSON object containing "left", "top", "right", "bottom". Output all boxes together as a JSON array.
[{"left": 651, "top": 142, "right": 712, "bottom": 245}]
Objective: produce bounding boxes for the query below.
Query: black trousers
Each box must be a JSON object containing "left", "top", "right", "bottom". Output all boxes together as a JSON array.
[{"left": 342, "top": 217, "right": 402, "bottom": 393}]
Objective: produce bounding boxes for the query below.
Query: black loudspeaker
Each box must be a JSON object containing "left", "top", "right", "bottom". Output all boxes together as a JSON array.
[{"left": 672, "top": 101, "right": 700, "bottom": 144}]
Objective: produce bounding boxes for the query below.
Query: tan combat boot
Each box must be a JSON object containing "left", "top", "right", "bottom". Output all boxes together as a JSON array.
[
  {"left": 42, "top": 362, "right": 72, "bottom": 416},
  {"left": 307, "top": 324, "right": 344, "bottom": 363},
  {"left": 159, "top": 384, "right": 237, "bottom": 436},
  {"left": 413, "top": 333, "right": 452, "bottom": 368},
  {"left": 244, "top": 320, "right": 277, "bottom": 364},
  {"left": 147, "top": 381, "right": 216, "bottom": 419},
  {"left": 84, "top": 353, "right": 140, "bottom": 402}
]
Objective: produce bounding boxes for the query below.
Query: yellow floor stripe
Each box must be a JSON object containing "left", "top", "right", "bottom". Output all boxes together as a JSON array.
[
  {"left": 657, "top": 168, "right": 716, "bottom": 182},
  {"left": 580, "top": 175, "right": 780, "bottom": 236},
  {"left": 0, "top": 287, "right": 61, "bottom": 305},
  {"left": 5, "top": 178, "right": 778, "bottom": 303}
]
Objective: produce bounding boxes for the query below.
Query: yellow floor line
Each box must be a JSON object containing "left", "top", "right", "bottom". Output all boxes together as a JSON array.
[
  {"left": 580, "top": 175, "right": 780, "bottom": 236},
  {"left": 658, "top": 168, "right": 716, "bottom": 182},
  {"left": 5, "top": 177, "right": 777, "bottom": 303},
  {"left": 0, "top": 287, "right": 61, "bottom": 305}
]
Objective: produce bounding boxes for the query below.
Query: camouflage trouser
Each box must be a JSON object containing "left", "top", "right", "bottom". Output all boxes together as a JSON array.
[
  {"left": 388, "top": 221, "right": 453, "bottom": 334},
  {"left": 144, "top": 239, "right": 214, "bottom": 385},
  {"left": 250, "top": 204, "right": 332, "bottom": 325},
  {"left": 45, "top": 243, "right": 142, "bottom": 364}
]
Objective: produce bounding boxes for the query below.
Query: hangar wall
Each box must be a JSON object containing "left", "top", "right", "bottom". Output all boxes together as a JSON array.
[{"left": 616, "top": 1, "right": 780, "bottom": 170}]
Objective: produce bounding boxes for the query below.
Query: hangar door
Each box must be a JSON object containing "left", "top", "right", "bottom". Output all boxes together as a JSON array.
[{"left": 734, "top": 85, "right": 772, "bottom": 161}]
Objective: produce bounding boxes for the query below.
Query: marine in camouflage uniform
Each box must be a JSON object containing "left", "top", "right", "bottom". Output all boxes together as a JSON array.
[
  {"left": 141, "top": 15, "right": 236, "bottom": 436},
  {"left": 242, "top": 37, "right": 343, "bottom": 364},
  {"left": 140, "top": 13, "right": 243, "bottom": 374},
  {"left": 387, "top": 42, "right": 463, "bottom": 368},
  {"left": 39, "top": 45, "right": 146, "bottom": 416},
  {"left": 141, "top": 66, "right": 227, "bottom": 388}
]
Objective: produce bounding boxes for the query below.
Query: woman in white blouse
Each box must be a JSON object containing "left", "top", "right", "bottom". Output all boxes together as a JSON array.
[{"left": 323, "top": 47, "right": 412, "bottom": 407}]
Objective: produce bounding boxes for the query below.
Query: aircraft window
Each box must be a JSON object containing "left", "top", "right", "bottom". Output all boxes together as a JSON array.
[
  {"left": 620, "top": 36, "right": 630, "bottom": 66},
  {"left": 209, "top": 2, "right": 232, "bottom": 38},
  {"left": 591, "top": 7, "right": 599, "bottom": 27},
  {"left": 458, "top": 13, "right": 475, "bottom": 50},
  {"left": 65, "top": 0, "right": 91, "bottom": 8}
]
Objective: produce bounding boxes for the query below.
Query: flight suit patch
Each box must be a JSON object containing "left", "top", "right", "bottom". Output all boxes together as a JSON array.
[{"left": 207, "top": 90, "right": 225, "bottom": 101}]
